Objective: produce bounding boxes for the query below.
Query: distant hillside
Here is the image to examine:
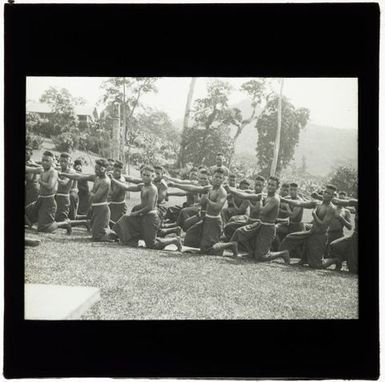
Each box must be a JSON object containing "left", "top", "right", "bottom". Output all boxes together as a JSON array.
[{"left": 172, "top": 98, "right": 357, "bottom": 176}]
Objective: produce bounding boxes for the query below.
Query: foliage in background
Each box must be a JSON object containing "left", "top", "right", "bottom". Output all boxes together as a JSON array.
[
  {"left": 255, "top": 95, "right": 310, "bottom": 178},
  {"left": 39, "top": 87, "right": 82, "bottom": 136},
  {"left": 328, "top": 165, "right": 358, "bottom": 197},
  {"left": 179, "top": 80, "right": 236, "bottom": 166},
  {"left": 178, "top": 79, "right": 267, "bottom": 168},
  {"left": 26, "top": 133, "right": 44, "bottom": 150}
]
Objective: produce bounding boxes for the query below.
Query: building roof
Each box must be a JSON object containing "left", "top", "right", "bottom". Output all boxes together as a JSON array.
[{"left": 26, "top": 101, "right": 96, "bottom": 118}]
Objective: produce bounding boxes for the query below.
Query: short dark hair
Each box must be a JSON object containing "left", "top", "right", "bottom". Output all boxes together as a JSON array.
[
  {"left": 290, "top": 182, "right": 298, "bottom": 188},
  {"left": 214, "top": 168, "right": 225, "bottom": 175},
  {"left": 96, "top": 158, "right": 109, "bottom": 167},
  {"left": 339, "top": 191, "right": 347, "bottom": 196},
  {"left": 239, "top": 179, "right": 250, "bottom": 187},
  {"left": 255, "top": 175, "right": 265, "bottom": 183},
  {"left": 199, "top": 169, "right": 209, "bottom": 176},
  {"left": 114, "top": 160, "right": 124, "bottom": 169},
  {"left": 216, "top": 152, "right": 224, "bottom": 157},
  {"left": 43, "top": 151, "right": 54, "bottom": 158},
  {"left": 60, "top": 152, "right": 70, "bottom": 159},
  {"left": 141, "top": 165, "right": 155, "bottom": 174},
  {"left": 326, "top": 184, "right": 337, "bottom": 192},
  {"left": 198, "top": 165, "right": 206, "bottom": 170},
  {"left": 108, "top": 158, "right": 115, "bottom": 162},
  {"left": 229, "top": 173, "right": 237, "bottom": 179},
  {"left": 269, "top": 176, "right": 280, "bottom": 187},
  {"left": 154, "top": 165, "right": 164, "bottom": 172},
  {"left": 74, "top": 159, "right": 83, "bottom": 166},
  {"left": 281, "top": 183, "right": 290, "bottom": 188}
]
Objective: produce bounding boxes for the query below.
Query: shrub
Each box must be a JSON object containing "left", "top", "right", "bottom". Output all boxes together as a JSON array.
[
  {"left": 52, "top": 132, "right": 77, "bottom": 153},
  {"left": 26, "top": 134, "right": 44, "bottom": 150}
]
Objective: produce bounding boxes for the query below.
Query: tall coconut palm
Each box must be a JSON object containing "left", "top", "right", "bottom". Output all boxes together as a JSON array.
[
  {"left": 177, "top": 78, "right": 197, "bottom": 168},
  {"left": 270, "top": 78, "right": 284, "bottom": 177}
]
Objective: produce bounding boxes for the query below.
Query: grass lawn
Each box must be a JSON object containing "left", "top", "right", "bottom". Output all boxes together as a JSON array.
[
  {"left": 25, "top": 225, "right": 358, "bottom": 320},
  {"left": 26, "top": 139, "right": 357, "bottom": 319}
]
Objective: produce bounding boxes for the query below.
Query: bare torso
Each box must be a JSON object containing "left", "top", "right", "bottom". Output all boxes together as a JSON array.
[
  {"left": 140, "top": 184, "right": 158, "bottom": 210},
  {"left": 40, "top": 168, "right": 58, "bottom": 196},
  {"left": 201, "top": 186, "right": 227, "bottom": 216},
  {"left": 311, "top": 203, "right": 335, "bottom": 233},
  {"left": 260, "top": 194, "right": 280, "bottom": 223},
  {"left": 57, "top": 168, "right": 74, "bottom": 194},
  {"left": 91, "top": 176, "right": 111, "bottom": 203}
]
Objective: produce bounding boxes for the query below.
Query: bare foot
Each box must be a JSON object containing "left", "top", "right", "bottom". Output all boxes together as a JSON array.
[
  {"left": 282, "top": 250, "right": 290, "bottom": 265},
  {"left": 230, "top": 242, "right": 239, "bottom": 257},
  {"left": 175, "top": 237, "right": 183, "bottom": 252},
  {"left": 335, "top": 260, "right": 342, "bottom": 271},
  {"left": 25, "top": 238, "right": 40, "bottom": 247}
]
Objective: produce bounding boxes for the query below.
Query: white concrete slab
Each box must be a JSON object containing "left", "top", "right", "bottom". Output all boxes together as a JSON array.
[{"left": 25, "top": 284, "right": 100, "bottom": 320}]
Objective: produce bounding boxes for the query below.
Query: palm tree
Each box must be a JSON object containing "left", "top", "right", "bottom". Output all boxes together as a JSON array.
[{"left": 177, "top": 78, "right": 197, "bottom": 168}]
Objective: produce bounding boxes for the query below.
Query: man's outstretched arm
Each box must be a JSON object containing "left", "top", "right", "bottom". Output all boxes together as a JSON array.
[
  {"left": 123, "top": 175, "right": 143, "bottom": 184},
  {"left": 60, "top": 172, "right": 96, "bottom": 182},
  {"left": 281, "top": 197, "right": 318, "bottom": 209},
  {"left": 168, "top": 182, "right": 211, "bottom": 194},
  {"left": 332, "top": 197, "right": 358, "bottom": 209},
  {"left": 225, "top": 186, "right": 262, "bottom": 202},
  {"left": 110, "top": 177, "right": 142, "bottom": 192},
  {"left": 164, "top": 175, "right": 196, "bottom": 185}
]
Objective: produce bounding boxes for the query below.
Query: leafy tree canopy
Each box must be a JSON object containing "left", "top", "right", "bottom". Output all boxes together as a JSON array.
[{"left": 255, "top": 94, "right": 310, "bottom": 177}]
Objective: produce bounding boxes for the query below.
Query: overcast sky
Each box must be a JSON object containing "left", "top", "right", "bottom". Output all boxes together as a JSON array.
[{"left": 27, "top": 77, "right": 357, "bottom": 130}]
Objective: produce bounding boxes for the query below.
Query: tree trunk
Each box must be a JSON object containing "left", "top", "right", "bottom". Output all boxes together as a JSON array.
[
  {"left": 270, "top": 78, "right": 284, "bottom": 177},
  {"left": 177, "top": 78, "right": 196, "bottom": 168}
]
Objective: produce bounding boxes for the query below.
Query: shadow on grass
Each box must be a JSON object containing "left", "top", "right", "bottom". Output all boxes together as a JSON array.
[
  {"left": 278, "top": 263, "right": 358, "bottom": 279},
  {"left": 159, "top": 250, "right": 207, "bottom": 260}
]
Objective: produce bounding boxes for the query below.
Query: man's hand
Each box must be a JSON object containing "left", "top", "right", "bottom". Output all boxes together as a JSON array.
[
  {"left": 223, "top": 184, "right": 231, "bottom": 193},
  {"left": 312, "top": 210, "right": 317, "bottom": 219}
]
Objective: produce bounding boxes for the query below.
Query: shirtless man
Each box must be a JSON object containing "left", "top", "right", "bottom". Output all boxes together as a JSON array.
[
  {"left": 55, "top": 153, "right": 75, "bottom": 222},
  {"left": 165, "top": 169, "right": 211, "bottom": 231},
  {"left": 107, "top": 158, "right": 115, "bottom": 173},
  {"left": 278, "top": 183, "right": 291, "bottom": 219},
  {"left": 209, "top": 152, "right": 230, "bottom": 177},
  {"left": 328, "top": 196, "right": 358, "bottom": 273},
  {"left": 73, "top": 159, "right": 91, "bottom": 217},
  {"left": 169, "top": 168, "right": 238, "bottom": 256},
  {"left": 164, "top": 167, "right": 199, "bottom": 223},
  {"left": 276, "top": 184, "right": 341, "bottom": 269},
  {"left": 25, "top": 151, "right": 71, "bottom": 234},
  {"left": 222, "top": 175, "right": 265, "bottom": 241},
  {"left": 69, "top": 166, "right": 79, "bottom": 220},
  {"left": 227, "top": 176, "right": 290, "bottom": 264},
  {"left": 60, "top": 159, "right": 113, "bottom": 241},
  {"left": 25, "top": 146, "right": 40, "bottom": 207},
  {"left": 325, "top": 191, "right": 352, "bottom": 256},
  {"left": 272, "top": 182, "right": 304, "bottom": 250},
  {"left": 221, "top": 175, "right": 250, "bottom": 224},
  {"left": 109, "top": 165, "right": 182, "bottom": 251},
  {"left": 108, "top": 160, "right": 128, "bottom": 227}
]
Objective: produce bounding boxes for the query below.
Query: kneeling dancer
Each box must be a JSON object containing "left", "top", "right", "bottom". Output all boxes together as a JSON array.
[
  {"left": 110, "top": 165, "right": 182, "bottom": 251},
  {"left": 228, "top": 176, "right": 290, "bottom": 264},
  {"left": 169, "top": 168, "right": 238, "bottom": 256}
]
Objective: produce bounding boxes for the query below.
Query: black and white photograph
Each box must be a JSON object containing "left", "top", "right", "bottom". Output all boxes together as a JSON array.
[
  {"left": 24, "top": 76, "right": 358, "bottom": 320},
  {"left": 5, "top": 2, "right": 379, "bottom": 379}
]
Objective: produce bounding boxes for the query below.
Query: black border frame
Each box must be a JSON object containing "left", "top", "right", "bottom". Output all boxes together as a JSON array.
[{"left": 4, "top": 3, "right": 379, "bottom": 379}]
